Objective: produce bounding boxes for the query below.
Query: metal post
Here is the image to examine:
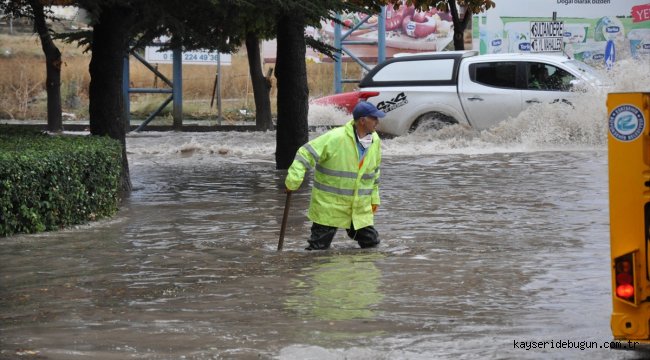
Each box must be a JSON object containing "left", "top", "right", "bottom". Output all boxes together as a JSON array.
[
  {"left": 378, "top": 6, "right": 386, "bottom": 64},
  {"left": 134, "top": 95, "right": 173, "bottom": 132},
  {"left": 333, "top": 9, "right": 385, "bottom": 93},
  {"left": 172, "top": 47, "right": 183, "bottom": 129},
  {"left": 122, "top": 55, "right": 130, "bottom": 131},
  {"left": 125, "top": 46, "right": 176, "bottom": 132},
  {"left": 334, "top": 13, "right": 343, "bottom": 94},
  {"left": 217, "top": 53, "right": 222, "bottom": 125}
]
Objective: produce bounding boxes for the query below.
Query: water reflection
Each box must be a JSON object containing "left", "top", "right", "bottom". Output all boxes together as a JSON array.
[{"left": 286, "top": 254, "right": 384, "bottom": 321}]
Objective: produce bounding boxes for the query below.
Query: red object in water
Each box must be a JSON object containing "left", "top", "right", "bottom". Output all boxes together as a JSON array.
[{"left": 311, "top": 91, "right": 380, "bottom": 113}]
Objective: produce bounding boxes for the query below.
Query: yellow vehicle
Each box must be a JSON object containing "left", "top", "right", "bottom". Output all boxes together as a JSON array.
[{"left": 607, "top": 92, "right": 650, "bottom": 351}]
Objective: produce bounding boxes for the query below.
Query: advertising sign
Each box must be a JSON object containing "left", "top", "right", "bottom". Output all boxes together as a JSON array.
[
  {"left": 264, "top": 2, "right": 471, "bottom": 62},
  {"left": 264, "top": 1, "right": 650, "bottom": 65},
  {"left": 477, "top": 0, "right": 650, "bottom": 66},
  {"left": 318, "top": 6, "right": 465, "bottom": 54}
]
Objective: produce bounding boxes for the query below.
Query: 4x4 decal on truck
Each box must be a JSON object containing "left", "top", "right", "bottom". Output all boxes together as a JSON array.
[{"left": 377, "top": 92, "right": 408, "bottom": 113}]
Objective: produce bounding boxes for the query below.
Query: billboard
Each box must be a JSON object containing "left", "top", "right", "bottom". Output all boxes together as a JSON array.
[
  {"left": 318, "top": 6, "right": 470, "bottom": 54},
  {"left": 264, "top": 1, "right": 650, "bottom": 65},
  {"left": 264, "top": 3, "right": 471, "bottom": 63},
  {"left": 477, "top": 0, "right": 650, "bottom": 66}
]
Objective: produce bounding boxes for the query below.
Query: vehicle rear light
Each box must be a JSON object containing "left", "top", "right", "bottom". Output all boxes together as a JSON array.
[
  {"left": 358, "top": 91, "right": 380, "bottom": 100},
  {"left": 614, "top": 253, "right": 636, "bottom": 304},
  {"left": 616, "top": 283, "right": 634, "bottom": 298}
]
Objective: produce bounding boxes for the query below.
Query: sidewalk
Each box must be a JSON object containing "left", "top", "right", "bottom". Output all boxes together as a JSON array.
[{"left": 0, "top": 118, "right": 267, "bottom": 132}]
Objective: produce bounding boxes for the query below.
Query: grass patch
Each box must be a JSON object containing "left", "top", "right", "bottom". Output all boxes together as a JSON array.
[{"left": 0, "top": 33, "right": 363, "bottom": 121}]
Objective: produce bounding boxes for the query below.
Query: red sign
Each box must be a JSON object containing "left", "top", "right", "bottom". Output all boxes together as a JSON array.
[{"left": 631, "top": 4, "right": 650, "bottom": 23}]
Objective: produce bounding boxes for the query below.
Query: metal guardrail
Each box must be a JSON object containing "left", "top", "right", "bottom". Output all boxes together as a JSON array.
[
  {"left": 123, "top": 46, "right": 183, "bottom": 132},
  {"left": 333, "top": 8, "right": 386, "bottom": 93}
]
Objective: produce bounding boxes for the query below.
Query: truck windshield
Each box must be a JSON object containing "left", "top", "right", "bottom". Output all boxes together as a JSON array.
[{"left": 563, "top": 60, "right": 607, "bottom": 86}]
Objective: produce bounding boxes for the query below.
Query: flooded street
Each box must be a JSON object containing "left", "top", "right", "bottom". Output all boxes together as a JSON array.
[
  {"left": 0, "top": 135, "right": 636, "bottom": 360},
  {"left": 2, "top": 60, "right": 649, "bottom": 359}
]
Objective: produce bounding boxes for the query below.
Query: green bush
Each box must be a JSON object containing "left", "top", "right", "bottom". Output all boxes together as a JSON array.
[{"left": 0, "top": 126, "right": 122, "bottom": 236}]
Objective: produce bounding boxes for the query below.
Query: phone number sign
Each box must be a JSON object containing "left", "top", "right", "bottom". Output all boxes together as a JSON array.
[{"left": 144, "top": 46, "right": 231, "bottom": 65}]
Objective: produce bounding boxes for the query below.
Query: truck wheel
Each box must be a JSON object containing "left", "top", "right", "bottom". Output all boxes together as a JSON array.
[{"left": 409, "top": 112, "right": 458, "bottom": 133}]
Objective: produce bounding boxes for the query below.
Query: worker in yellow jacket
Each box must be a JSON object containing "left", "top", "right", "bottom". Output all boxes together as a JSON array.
[{"left": 285, "top": 101, "right": 385, "bottom": 250}]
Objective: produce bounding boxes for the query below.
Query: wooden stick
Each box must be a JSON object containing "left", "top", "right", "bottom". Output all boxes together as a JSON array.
[{"left": 277, "top": 191, "right": 292, "bottom": 251}]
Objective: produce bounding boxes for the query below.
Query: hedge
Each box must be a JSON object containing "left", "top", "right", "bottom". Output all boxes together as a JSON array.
[{"left": 0, "top": 126, "right": 122, "bottom": 236}]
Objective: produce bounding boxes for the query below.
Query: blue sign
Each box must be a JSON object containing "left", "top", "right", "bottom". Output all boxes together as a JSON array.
[{"left": 609, "top": 104, "right": 645, "bottom": 142}]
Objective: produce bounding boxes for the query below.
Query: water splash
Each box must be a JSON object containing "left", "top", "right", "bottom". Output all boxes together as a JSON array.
[
  {"left": 126, "top": 131, "right": 278, "bottom": 165},
  {"left": 125, "top": 59, "right": 649, "bottom": 162},
  {"left": 308, "top": 104, "right": 349, "bottom": 126},
  {"left": 379, "top": 89, "right": 609, "bottom": 156},
  {"left": 607, "top": 57, "right": 650, "bottom": 93},
  {"left": 383, "top": 57, "right": 650, "bottom": 155}
]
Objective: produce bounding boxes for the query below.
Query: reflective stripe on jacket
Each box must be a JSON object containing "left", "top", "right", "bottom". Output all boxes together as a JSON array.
[{"left": 285, "top": 120, "right": 381, "bottom": 229}]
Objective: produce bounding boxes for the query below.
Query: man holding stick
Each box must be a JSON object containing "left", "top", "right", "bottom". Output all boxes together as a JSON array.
[{"left": 285, "top": 101, "right": 385, "bottom": 250}]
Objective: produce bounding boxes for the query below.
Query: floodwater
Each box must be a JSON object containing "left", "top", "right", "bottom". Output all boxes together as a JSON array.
[{"left": 1, "top": 59, "right": 649, "bottom": 359}]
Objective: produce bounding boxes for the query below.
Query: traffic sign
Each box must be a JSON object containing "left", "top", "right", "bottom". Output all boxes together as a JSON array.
[{"left": 530, "top": 21, "right": 564, "bottom": 52}]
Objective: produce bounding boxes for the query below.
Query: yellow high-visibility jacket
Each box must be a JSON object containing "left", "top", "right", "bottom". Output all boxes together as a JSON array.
[{"left": 285, "top": 120, "right": 381, "bottom": 229}]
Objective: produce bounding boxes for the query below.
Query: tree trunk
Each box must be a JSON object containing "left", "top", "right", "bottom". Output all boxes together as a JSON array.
[
  {"left": 448, "top": 2, "right": 472, "bottom": 50},
  {"left": 453, "top": 27, "right": 465, "bottom": 50},
  {"left": 274, "top": 13, "right": 309, "bottom": 169},
  {"left": 88, "top": 6, "right": 134, "bottom": 192},
  {"left": 245, "top": 32, "right": 273, "bottom": 131},
  {"left": 29, "top": 0, "right": 62, "bottom": 132}
]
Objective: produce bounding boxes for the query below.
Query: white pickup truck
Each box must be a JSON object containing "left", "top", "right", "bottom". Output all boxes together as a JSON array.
[{"left": 311, "top": 50, "right": 605, "bottom": 135}]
